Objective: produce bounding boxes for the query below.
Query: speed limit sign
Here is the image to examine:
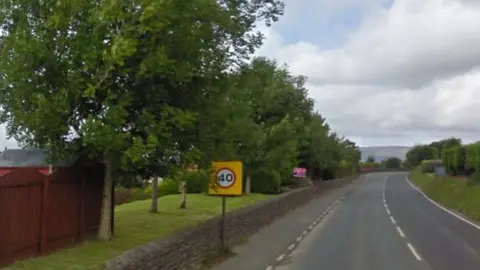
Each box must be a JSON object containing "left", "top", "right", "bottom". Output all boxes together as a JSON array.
[
  {"left": 216, "top": 168, "right": 236, "bottom": 188},
  {"left": 209, "top": 161, "right": 243, "bottom": 196}
]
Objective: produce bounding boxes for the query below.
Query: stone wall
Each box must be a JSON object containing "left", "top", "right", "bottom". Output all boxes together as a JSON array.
[{"left": 103, "top": 175, "right": 358, "bottom": 270}]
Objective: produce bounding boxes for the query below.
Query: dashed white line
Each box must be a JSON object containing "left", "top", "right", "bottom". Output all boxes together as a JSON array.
[
  {"left": 276, "top": 254, "right": 285, "bottom": 262},
  {"left": 385, "top": 176, "right": 425, "bottom": 264},
  {"left": 407, "top": 243, "right": 422, "bottom": 261},
  {"left": 288, "top": 244, "right": 295, "bottom": 251},
  {"left": 265, "top": 266, "right": 274, "bottom": 270},
  {"left": 296, "top": 236, "right": 303, "bottom": 242},
  {"left": 390, "top": 216, "right": 396, "bottom": 224}
]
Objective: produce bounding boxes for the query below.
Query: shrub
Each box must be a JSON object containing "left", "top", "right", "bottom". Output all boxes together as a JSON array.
[
  {"left": 420, "top": 160, "right": 440, "bottom": 173},
  {"left": 183, "top": 170, "right": 210, "bottom": 193},
  {"left": 144, "top": 179, "right": 180, "bottom": 197},
  {"left": 169, "top": 170, "right": 210, "bottom": 193},
  {"left": 114, "top": 187, "right": 149, "bottom": 206},
  {"left": 251, "top": 168, "right": 282, "bottom": 194}
]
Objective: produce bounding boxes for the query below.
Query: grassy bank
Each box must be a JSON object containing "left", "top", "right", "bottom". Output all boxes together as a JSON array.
[
  {"left": 409, "top": 169, "right": 480, "bottom": 222},
  {"left": 9, "top": 193, "right": 272, "bottom": 270}
]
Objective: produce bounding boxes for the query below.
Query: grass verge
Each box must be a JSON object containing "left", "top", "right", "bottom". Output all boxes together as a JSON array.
[
  {"left": 9, "top": 193, "right": 272, "bottom": 270},
  {"left": 409, "top": 169, "right": 480, "bottom": 222}
]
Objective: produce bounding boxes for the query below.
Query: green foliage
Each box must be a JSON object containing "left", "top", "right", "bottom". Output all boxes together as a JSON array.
[
  {"left": 465, "top": 142, "right": 480, "bottom": 173},
  {"left": 420, "top": 160, "right": 442, "bottom": 173},
  {"left": 114, "top": 187, "right": 150, "bottom": 206},
  {"left": 429, "top": 137, "right": 462, "bottom": 156},
  {"left": 366, "top": 155, "right": 376, "bottom": 163},
  {"left": 385, "top": 157, "right": 402, "bottom": 169},
  {"left": 171, "top": 170, "right": 210, "bottom": 193},
  {"left": 251, "top": 169, "right": 282, "bottom": 194},
  {"left": 405, "top": 145, "right": 439, "bottom": 167},
  {"left": 0, "top": 0, "right": 360, "bottom": 223},
  {"left": 410, "top": 139, "right": 480, "bottom": 183}
]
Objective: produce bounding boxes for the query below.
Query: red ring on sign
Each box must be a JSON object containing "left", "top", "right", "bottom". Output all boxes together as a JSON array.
[{"left": 216, "top": 167, "right": 236, "bottom": 189}]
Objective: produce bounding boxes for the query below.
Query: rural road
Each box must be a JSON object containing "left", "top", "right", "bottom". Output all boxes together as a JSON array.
[{"left": 275, "top": 172, "right": 480, "bottom": 270}]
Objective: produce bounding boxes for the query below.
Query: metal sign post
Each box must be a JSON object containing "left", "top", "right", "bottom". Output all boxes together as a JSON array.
[{"left": 209, "top": 161, "right": 243, "bottom": 251}]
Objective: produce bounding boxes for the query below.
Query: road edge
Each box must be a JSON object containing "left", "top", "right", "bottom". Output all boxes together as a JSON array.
[{"left": 405, "top": 176, "right": 480, "bottom": 231}]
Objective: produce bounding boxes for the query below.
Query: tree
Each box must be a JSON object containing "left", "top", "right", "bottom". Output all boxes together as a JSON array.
[
  {"left": 0, "top": 0, "right": 285, "bottom": 240},
  {"left": 429, "top": 137, "right": 462, "bottom": 157},
  {"left": 366, "top": 155, "right": 376, "bottom": 163},
  {"left": 385, "top": 157, "right": 402, "bottom": 169},
  {"left": 405, "top": 145, "right": 439, "bottom": 167}
]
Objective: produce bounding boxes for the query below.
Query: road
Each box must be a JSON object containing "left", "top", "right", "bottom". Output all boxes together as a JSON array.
[{"left": 275, "top": 172, "right": 480, "bottom": 270}]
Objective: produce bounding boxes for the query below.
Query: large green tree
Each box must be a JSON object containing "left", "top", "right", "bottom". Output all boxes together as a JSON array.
[{"left": 0, "top": 0, "right": 284, "bottom": 240}]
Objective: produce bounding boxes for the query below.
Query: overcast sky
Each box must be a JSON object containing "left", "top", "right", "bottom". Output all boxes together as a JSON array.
[
  {"left": 255, "top": 0, "right": 480, "bottom": 147},
  {"left": 1, "top": 0, "right": 480, "bottom": 149}
]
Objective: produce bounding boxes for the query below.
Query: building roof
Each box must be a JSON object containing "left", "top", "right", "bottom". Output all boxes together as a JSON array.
[{"left": 0, "top": 149, "right": 76, "bottom": 168}]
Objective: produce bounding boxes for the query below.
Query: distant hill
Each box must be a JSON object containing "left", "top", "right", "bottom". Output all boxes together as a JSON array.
[{"left": 360, "top": 146, "right": 412, "bottom": 162}]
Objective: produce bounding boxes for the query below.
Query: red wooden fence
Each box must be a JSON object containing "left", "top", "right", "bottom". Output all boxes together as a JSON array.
[{"left": 0, "top": 165, "right": 104, "bottom": 266}]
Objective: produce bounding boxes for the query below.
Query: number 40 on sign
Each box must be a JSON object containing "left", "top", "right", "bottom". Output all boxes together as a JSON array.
[{"left": 208, "top": 161, "right": 243, "bottom": 196}]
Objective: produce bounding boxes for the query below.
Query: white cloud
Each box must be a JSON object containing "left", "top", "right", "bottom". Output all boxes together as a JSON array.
[{"left": 255, "top": 0, "right": 480, "bottom": 146}]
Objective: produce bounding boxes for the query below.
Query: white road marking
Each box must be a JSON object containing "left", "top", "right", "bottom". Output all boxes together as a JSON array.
[
  {"left": 276, "top": 254, "right": 285, "bottom": 262},
  {"left": 407, "top": 242, "right": 422, "bottom": 261},
  {"left": 390, "top": 216, "right": 396, "bottom": 224},
  {"left": 406, "top": 176, "right": 480, "bottom": 231},
  {"left": 385, "top": 176, "right": 426, "bottom": 262},
  {"left": 270, "top": 193, "right": 344, "bottom": 268}
]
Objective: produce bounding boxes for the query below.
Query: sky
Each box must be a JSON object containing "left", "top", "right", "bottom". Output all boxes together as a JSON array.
[
  {"left": 254, "top": 0, "right": 480, "bottom": 147},
  {"left": 1, "top": 0, "right": 480, "bottom": 149}
]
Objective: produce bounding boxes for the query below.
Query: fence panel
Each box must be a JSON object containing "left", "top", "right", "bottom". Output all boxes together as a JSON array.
[
  {"left": 0, "top": 169, "right": 45, "bottom": 265},
  {"left": 46, "top": 168, "right": 81, "bottom": 252},
  {"left": 0, "top": 165, "right": 105, "bottom": 266}
]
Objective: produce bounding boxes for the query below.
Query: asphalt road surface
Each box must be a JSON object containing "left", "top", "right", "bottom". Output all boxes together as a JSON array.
[{"left": 275, "top": 172, "right": 480, "bottom": 270}]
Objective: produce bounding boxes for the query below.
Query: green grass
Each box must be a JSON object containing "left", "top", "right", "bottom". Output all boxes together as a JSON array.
[
  {"left": 409, "top": 169, "right": 480, "bottom": 222},
  {"left": 9, "top": 193, "right": 272, "bottom": 270}
]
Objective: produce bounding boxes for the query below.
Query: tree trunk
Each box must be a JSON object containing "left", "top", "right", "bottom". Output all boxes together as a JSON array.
[
  {"left": 149, "top": 177, "right": 159, "bottom": 213},
  {"left": 179, "top": 181, "right": 187, "bottom": 209},
  {"left": 245, "top": 174, "right": 251, "bottom": 195},
  {"left": 98, "top": 154, "right": 115, "bottom": 241}
]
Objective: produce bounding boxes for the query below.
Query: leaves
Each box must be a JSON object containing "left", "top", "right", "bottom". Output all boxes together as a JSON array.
[{"left": 0, "top": 0, "right": 359, "bottom": 188}]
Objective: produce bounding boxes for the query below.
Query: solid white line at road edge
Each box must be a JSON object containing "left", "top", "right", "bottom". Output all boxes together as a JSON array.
[{"left": 406, "top": 176, "right": 480, "bottom": 231}]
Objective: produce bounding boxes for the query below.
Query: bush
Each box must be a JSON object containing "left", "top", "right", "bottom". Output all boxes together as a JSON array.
[
  {"left": 169, "top": 170, "right": 210, "bottom": 193},
  {"left": 114, "top": 187, "right": 150, "bottom": 206},
  {"left": 420, "top": 160, "right": 441, "bottom": 173},
  {"left": 251, "top": 168, "right": 282, "bottom": 194},
  {"left": 184, "top": 170, "right": 210, "bottom": 193},
  {"left": 144, "top": 179, "right": 180, "bottom": 197}
]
